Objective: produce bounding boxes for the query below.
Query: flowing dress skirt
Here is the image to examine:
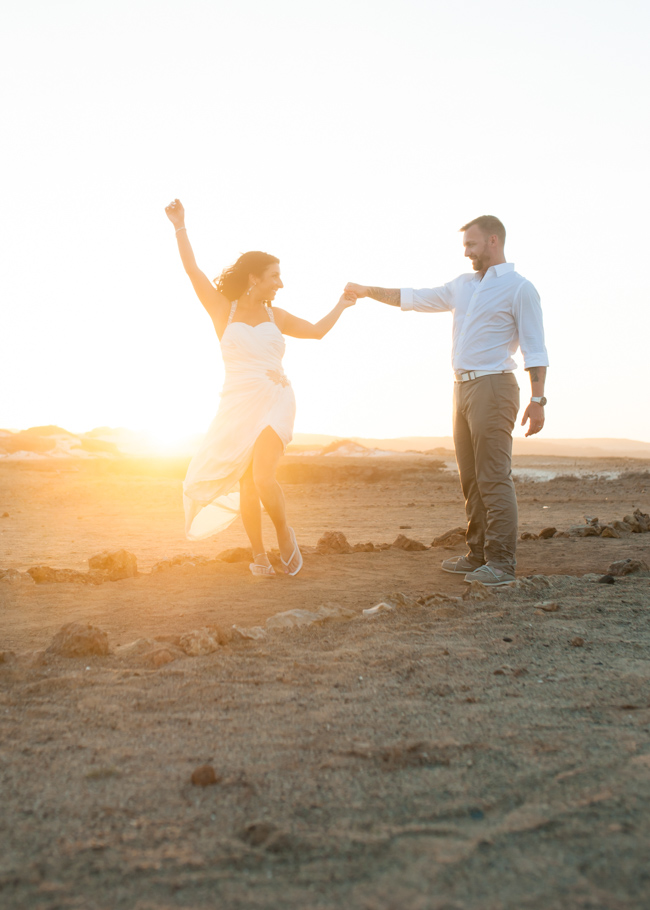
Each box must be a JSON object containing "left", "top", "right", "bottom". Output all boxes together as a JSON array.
[{"left": 183, "top": 321, "right": 295, "bottom": 540}]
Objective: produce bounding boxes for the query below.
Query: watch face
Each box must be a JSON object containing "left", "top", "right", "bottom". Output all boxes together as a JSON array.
[{"left": 538, "top": 396, "right": 547, "bottom": 406}]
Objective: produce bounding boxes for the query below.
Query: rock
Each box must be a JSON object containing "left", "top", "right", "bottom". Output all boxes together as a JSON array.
[
  {"left": 363, "top": 602, "right": 396, "bottom": 616},
  {"left": 538, "top": 527, "right": 557, "bottom": 539},
  {"left": 623, "top": 515, "right": 643, "bottom": 533},
  {"left": 507, "top": 575, "right": 553, "bottom": 592},
  {"left": 153, "top": 633, "right": 183, "bottom": 647},
  {"left": 24, "top": 649, "right": 48, "bottom": 667},
  {"left": 0, "top": 651, "right": 16, "bottom": 665},
  {"left": 607, "top": 558, "right": 650, "bottom": 577},
  {"left": 26, "top": 566, "right": 97, "bottom": 585},
  {"left": 264, "top": 831, "right": 299, "bottom": 855},
  {"left": 266, "top": 603, "right": 354, "bottom": 630},
  {"left": 584, "top": 515, "right": 601, "bottom": 528},
  {"left": 115, "top": 638, "right": 182, "bottom": 667},
  {"left": 315, "top": 531, "right": 352, "bottom": 555},
  {"left": 241, "top": 821, "right": 278, "bottom": 847},
  {"left": 232, "top": 625, "right": 267, "bottom": 641},
  {"left": 611, "top": 520, "right": 632, "bottom": 533},
  {"left": 418, "top": 592, "right": 462, "bottom": 607},
  {"left": 599, "top": 526, "right": 620, "bottom": 538},
  {"left": 152, "top": 554, "right": 212, "bottom": 572},
  {"left": 313, "top": 602, "right": 356, "bottom": 622},
  {"left": 145, "top": 648, "right": 177, "bottom": 668},
  {"left": 520, "top": 531, "right": 538, "bottom": 540},
  {"left": 46, "top": 622, "right": 110, "bottom": 657},
  {"left": 598, "top": 574, "right": 616, "bottom": 584},
  {"left": 553, "top": 531, "right": 571, "bottom": 538},
  {"left": 633, "top": 509, "right": 650, "bottom": 531},
  {"left": 191, "top": 764, "right": 220, "bottom": 787},
  {"left": 88, "top": 549, "right": 137, "bottom": 581},
  {"left": 431, "top": 527, "right": 466, "bottom": 548},
  {"left": 463, "top": 582, "right": 495, "bottom": 601},
  {"left": 217, "top": 547, "right": 253, "bottom": 563},
  {"left": 399, "top": 525, "right": 412, "bottom": 530},
  {"left": 570, "top": 636, "right": 585, "bottom": 647},
  {"left": 183, "top": 554, "right": 212, "bottom": 566},
  {"left": 178, "top": 629, "right": 220, "bottom": 657},
  {"left": 536, "top": 601, "right": 559, "bottom": 612},
  {"left": 212, "top": 625, "right": 231, "bottom": 645},
  {"left": 383, "top": 592, "right": 419, "bottom": 609},
  {"left": 352, "top": 542, "right": 376, "bottom": 552},
  {"left": 568, "top": 525, "right": 600, "bottom": 538},
  {"left": 266, "top": 608, "right": 317, "bottom": 630},
  {"left": 0, "top": 568, "right": 35, "bottom": 585},
  {"left": 391, "top": 534, "right": 428, "bottom": 551},
  {"left": 116, "top": 638, "right": 157, "bottom": 658}
]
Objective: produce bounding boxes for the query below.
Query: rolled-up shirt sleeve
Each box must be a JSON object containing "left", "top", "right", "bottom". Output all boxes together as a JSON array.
[
  {"left": 514, "top": 280, "right": 549, "bottom": 369},
  {"left": 401, "top": 285, "right": 454, "bottom": 313}
]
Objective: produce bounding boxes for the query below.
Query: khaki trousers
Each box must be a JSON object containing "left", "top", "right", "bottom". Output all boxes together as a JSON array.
[{"left": 452, "top": 373, "right": 520, "bottom": 575}]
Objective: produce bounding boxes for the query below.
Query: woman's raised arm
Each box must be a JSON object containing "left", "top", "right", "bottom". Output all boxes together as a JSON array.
[{"left": 164, "top": 199, "right": 228, "bottom": 321}]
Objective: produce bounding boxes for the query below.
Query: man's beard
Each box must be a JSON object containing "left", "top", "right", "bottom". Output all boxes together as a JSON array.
[{"left": 470, "top": 248, "right": 488, "bottom": 271}]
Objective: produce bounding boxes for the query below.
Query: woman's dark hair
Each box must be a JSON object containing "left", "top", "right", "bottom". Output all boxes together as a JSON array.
[{"left": 214, "top": 251, "right": 279, "bottom": 301}]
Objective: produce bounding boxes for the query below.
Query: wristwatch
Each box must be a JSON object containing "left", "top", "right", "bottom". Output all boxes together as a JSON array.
[{"left": 531, "top": 396, "right": 547, "bottom": 406}]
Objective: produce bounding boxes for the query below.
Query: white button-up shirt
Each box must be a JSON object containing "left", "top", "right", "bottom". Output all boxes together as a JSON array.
[{"left": 400, "top": 262, "right": 549, "bottom": 373}]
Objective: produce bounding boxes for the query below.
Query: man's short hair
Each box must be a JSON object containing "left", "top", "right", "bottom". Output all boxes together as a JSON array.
[{"left": 459, "top": 215, "right": 506, "bottom": 246}]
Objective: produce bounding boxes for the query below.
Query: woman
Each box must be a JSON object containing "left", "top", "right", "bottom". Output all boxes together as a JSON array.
[{"left": 164, "top": 199, "right": 355, "bottom": 576}]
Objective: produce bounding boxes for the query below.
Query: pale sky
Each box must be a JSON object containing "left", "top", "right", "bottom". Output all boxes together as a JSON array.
[{"left": 2, "top": 0, "right": 649, "bottom": 446}]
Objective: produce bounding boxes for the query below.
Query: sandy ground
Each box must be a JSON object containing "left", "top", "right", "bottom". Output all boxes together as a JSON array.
[{"left": 1, "top": 455, "right": 650, "bottom": 909}]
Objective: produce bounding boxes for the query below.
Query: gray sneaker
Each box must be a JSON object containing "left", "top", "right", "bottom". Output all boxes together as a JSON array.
[
  {"left": 463, "top": 565, "right": 515, "bottom": 586},
  {"left": 441, "top": 555, "right": 484, "bottom": 575}
]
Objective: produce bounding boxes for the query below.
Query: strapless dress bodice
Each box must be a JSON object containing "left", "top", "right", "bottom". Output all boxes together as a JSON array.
[{"left": 219, "top": 321, "right": 289, "bottom": 385}]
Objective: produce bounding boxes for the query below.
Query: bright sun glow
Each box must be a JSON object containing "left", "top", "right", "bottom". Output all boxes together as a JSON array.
[
  {"left": 1, "top": 0, "right": 649, "bottom": 441},
  {"left": 144, "top": 428, "right": 199, "bottom": 457}
]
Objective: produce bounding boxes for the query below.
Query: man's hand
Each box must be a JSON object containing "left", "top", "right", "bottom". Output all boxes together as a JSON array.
[
  {"left": 345, "top": 284, "right": 401, "bottom": 306},
  {"left": 344, "top": 282, "right": 369, "bottom": 299},
  {"left": 521, "top": 402, "right": 545, "bottom": 437}
]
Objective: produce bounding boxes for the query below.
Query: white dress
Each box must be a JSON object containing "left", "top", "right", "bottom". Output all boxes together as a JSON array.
[{"left": 183, "top": 301, "right": 296, "bottom": 540}]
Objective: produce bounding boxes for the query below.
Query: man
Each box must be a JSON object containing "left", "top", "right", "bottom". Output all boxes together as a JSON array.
[{"left": 346, "top": 215, "right": 548, "bottom": 586}]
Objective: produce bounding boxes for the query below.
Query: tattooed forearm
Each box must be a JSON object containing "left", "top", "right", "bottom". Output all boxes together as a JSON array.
[
  {"left": 527, "top": 366, "right": 547, "bottom": 389},
  {"left": 367, "top": 287, "right": 401, "bottom": 307}
]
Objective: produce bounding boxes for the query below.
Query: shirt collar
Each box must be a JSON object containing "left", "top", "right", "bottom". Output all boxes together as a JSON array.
[
  {"left": 472, "top": 262, "right": 514, "bottom": 282},
  {"left": 492, "top": 262, "right": 514, "bottom": 276}
]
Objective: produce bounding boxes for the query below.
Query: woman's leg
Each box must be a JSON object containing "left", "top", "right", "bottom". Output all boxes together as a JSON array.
[
  {"left": 239, "top": 460, "right": 269, "bottom": 565},
  {"left": 251, "top": 426, "right": 294, "bottom": 562}
]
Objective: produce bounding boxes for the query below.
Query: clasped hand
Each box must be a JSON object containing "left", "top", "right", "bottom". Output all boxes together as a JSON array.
[{"left": 344, "top": 282, "right": 368, "bottom": 300}]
